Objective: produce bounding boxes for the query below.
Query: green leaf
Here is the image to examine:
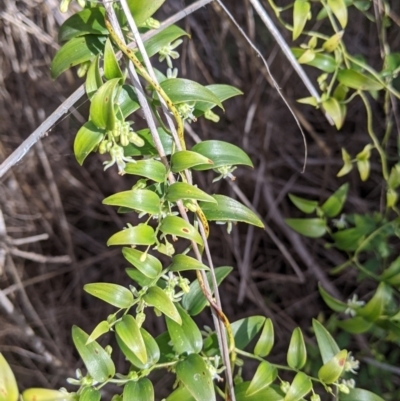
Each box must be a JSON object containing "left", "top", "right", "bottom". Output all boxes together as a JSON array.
[
  {"left": 328, "top": 0, "right": 348, "bottom": 28},
  {"left": 116, "top": 327, "right": 160, "bottom": 369},
  {"left": 380, "top": 255, "right": 400, "bottom": 286},
  {"left": 159, "top": 216, "right": 203, "bottom": 246},
  {"left": 318, "top": 349, "right": 347, "bottom": 384},
  {"left": 117, "top": 85, "right": 140, "bottom": 119},
  {"left": 182, "top": 266, "right": 233, "bottom": 315},
  {"left": 116, "top": 315, "right": 147, "bottom": 364},
  {"left": 122, "top": 248, "right": 162, "bottom": 279},
  {"left": 155, "top": 331, "right": 175, "bottom": 363},
  {"left": 86, "top": 320, "right": 110, "bottom": 345},
  {"left": 171, "top": 150, "right": 213, "bottom": 172},
  {"left": 126, "top": 268, "right": 155, "bottom": 288},
  {"left": 84, "top": 283, "right": 133, "bottom": 308},
  {"left": 123, "top": 379, "right": 154, "bottom": 401},
  {"left": 168, "top": 254, "right": 209, "bottom": 272},
  {"left": 254, "top": 318, "right": 274, "bottom": 357},
  {"left": 287, "top": 328, "right": 307, "bottom": 370},
  {"left": 72, "top": 325, "right": 115, "bottom": 382},
  {"left": 0, "top": 353, "right": 18, "bottom": 401},
  {"left": 166, "top": 183, "right": 217, "bottom": 204},
  {"left": 107, "top": 224, "right": 156, "bottom": 246},
  {"left": 90, "top": 78, "right": 121, "bottom": 130},
  {"left": 143, "top": 286, "right": 182, "bottom": 324},
  {"left": 160, "top": 79, "right": 223, "bottom": 108},
  {"left": 323, "top": 97, "right": 344, "bottom": 130},
  {"left": 332, "top": 227, "right": 366, "bottom": 251},
  {"left": 318, "top": 284, "right": 348, "bottom": 313},
  {"left": 321, "top": 183, "right": 349, "bottom": 218},
  {"left": 285, "top": 218, "right": 327, "bottom": 238},
  {"left": 340, "top": 388, "right": 385, "bottom": 401},
  {"left": 166, "top": 386, "right": 196, "bottom": 401},
  {"left": 58, "top": 7, "right": 107, "bottom": 42},
  {"left": 176, "top": 354, "right": 216, "bottom": 401},
  {"left": 51, "top": 35, "right": 105, "bottom": 79},
  {"left": 191, "top": 140, "right": 253, "bottom": 170},
  {"left": 80, "top": 387, "right": 101, "bottom": 401},
  {"left": 86, "top": 55, "right": 102, "bottom": 99},
  {"left": 124, "top": 159, "right": 166, "bottom": 182},
  {"left": 292, "top": 48, "right": 336, "bottom": 73},
  {"left": 284, "top": 372, "right": 312, "bottom": 401},
  {"left": 312, "top": 319, "right": 340, "bottom": 364},
  {"left": 288, "top": 194, "right": 318, "bottom": 214},
  {"left": 293, "top": 0, "right": 311, "bottom": 40},
  {"left": 104, "top": 38, "right": 123, "bottom": 80},
  {"left": 337, "top": 69, "right": 384, "bottom": 91},
  {"left": 323, "top": 31, "right": 344, "bottom": 53},
  {"left": 232, "top": 316, "right": 266, "bottom": 350},
  {"left": 357, "top": 282, "right": 390, "bottom": 322},
  {"left": 246, "top": 361, "right": 277, "bottom": 396},
  {"left": 142, "top": 25, "right": 189, "bottom": 58},
  {"left": 166, "top": 304, "right": 203, "bottom": 355},
  {"left": 73, "top": 121, "right": 104, "bottom": 165},
  {"left": 103, "top": 189, "right": 160, "bottom": 215},
  {"left": 127, "top": 0, "right": 165, "bottom": 26},
  {"left": 199, "top": 195, "right": 264, "bottom": 228},
  {"left": 235, "top": 383, "right": 284, "bottom": 401},
  {"left": 22, "top": 389, "right": 71, "bottom": 401},
  {"left": 338, "top": 316, "right": 372, "bottom": 334}
]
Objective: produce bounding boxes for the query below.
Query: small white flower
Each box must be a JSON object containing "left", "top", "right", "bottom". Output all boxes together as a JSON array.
[
  {"left": 345, "top": 294, "right": 365, "bottom": 317},
  {"left": 103, "top": 144, "right": 135, "bottom": 175},
  {"left": 345, "top": 353, "right": 360, "bottom": 374},
  {"left": 159, "top": 40, "right": 183, "bottom": 68}
]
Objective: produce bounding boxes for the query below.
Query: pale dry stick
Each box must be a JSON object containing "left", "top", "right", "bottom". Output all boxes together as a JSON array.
[
  {"left": 8, "top": 233, "right": 49, "bottom": 246},
  {"left": 8, "top": 247, "right": 71, "bottom": 264},
  {"left": 0, "top": 0, "right": 214, "bottom": 179}
]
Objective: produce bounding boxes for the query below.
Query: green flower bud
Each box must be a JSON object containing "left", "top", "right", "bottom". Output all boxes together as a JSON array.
[
  {"left": 77, "top": 61, "right": 90, "bottom": 78},
  {"left": 77, "top": 0, "right": 86, "bottom": 8},
  {"left": 204, "top": 109, "right": 220, "bottom": 123},
  {"left": 128, "top": 132, "right": 145, "bottom": 147},
  {"left": 280, "top": 381, "right": 290, "bottom": 394},
  {"left": 98, "top": 140, "right": 107, "bottom": 155},
  {"left": 120, "top": 133, "right": 129, "bottom": 147},
  {"left": 60, "top": 0, "right": 71, "bottom": 13},
  {"left": 311, "top": 394, "right": 321, "bottom": 401}
]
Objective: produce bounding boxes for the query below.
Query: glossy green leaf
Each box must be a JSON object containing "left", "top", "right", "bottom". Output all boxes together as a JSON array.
[
  {"left": 22, "top": 389, "right": 70, "bottom": 401},
  {"left": 107, "top": 224, "right": 156, "bottom": 246},
  {"left": 126, "top": 268, "right": 155, "bottom": 288},
  {"left": 90, "top": 78, "right": 121, "bottom": 130},
  {"left": 287, "top": 327, "right": 307, "bottom": 370},
  {"left": 143, "top": 286, "right": 182, "bottom": 324},
  {"left": 321, "top": 183, "right": 349, "bottom": 218},
  {"left": 166, "top": 183, "right": 216, "bottom": 204},
  {"left": 116, "top": 85, "right": 140, "bottom": 118},
  {"left": 323, "top": 31, "right": 344, "bottom": 53},
  {"left": 292, "top": 48, "right": 336, "bottom": 73},
  {"left": 86, "top": 320, "right": 110, "bottom": 345},
  {"left": 380, "top": 255, "right": 400, "bottom": 286},
  {"left": 128, "top": 0, "right": 165, "bottom": 26},
  {"left": 318, "top": 284, "right": 348, "bottom": 312},
  {"left": 328, "top": 0, "right": 348, "bottom": 28},
  {"left": 285, "top": 218, "right": 327, "bottom": 238},
  {"left": 288, "top": 194, "right": 318, "bottom": 214},
  {"left": 235, "top": 383, "right": 284, "bottom": 401},
  {"left": 176, "top": 354, "right": 216, "bottom": 401},
  {"left": 171, "top": 150, "right": 213, "bottom": 172},
  {"left": 72, "top": 325, "right": 115, "bottom": 382},
  {"left": 116, "top": 327, "right": 160, "bottom": 369},
  {"left": 168, "top": 254, "right": 209, "bottom": 272},
  {"left": 293, "top": 0, "right": 311, "bottom": 40},
  {"left": 103, "top": 189, "right": 160, "bottom": 215},
  {"left": 337, "top": 69, "right": 384, "bottom": 91},
  {"left": 159, "top": 216, "right": 203, "bottom": 246},
  {"left": 232, "top": 316, "right": 266, "bottom": 350},
  {"left": 357, "top": 282, "right": 390, "bottom": 322},
  {"left": 246, "top": 361, "right": 277, "bottom": 396},
  {"left": 182, "top": 266, "right": 233, "bottom": 315},
  {"left": 323, "top": 97, "right": 344, "bottom": 129},
  {"left": 104, "top": 38, "right": 123, "bottom": 80},
  {"left": 0, "top": 353, "right": 18, "bottom": 401},
  {"left": 84, "top": 283, "right": 133, "bottom": 308},
  {"left": 80, "top": 387, "right": 101, "bottom": 401},
  {"left": 332, "top": 227, "right": 366, "bottom": 251},
  {"left": 116, "top": 315, "right": 147, "bottom": 364},
  {"left": 254, "top": 318, "right": 274, "bottom": 357},
  {"left": 122, "top": 248, "right": 162, "bottom": 279},
  {"left": 142, "top": 25, "right": 188, "bottom": 58},
  {"left": 58, "top": 7, "right": 107, "bottom": 42},
  {"left": 73, "top": 121, "right": 104, "bottom": 165},
  {"left": 318, "top": 349, "right": 347, "bottom": 384},
  {"left": 51, "top": 35, "right": 105, "bottom": 79},
  {"left": 284, "top": 372, "right": 312, "bottom": 401},
  {"left": 191, "top": 140, "right": 253, "bottom": 170},
  {"left": 340, "top": 388, "right": 385, "bottom": 401},
  {"left": 199, "top": 195, "right": 264, "bottom": 228},
  {"left": 124, "top": 159, "right": 166, "bottom": 182},
  {"left": 166, "top": 304, "right": 203, "bottom": 355},
  {"left": 338, "top": 316, "right": 372, "bottom": 334},
  {"left": 155, "top": 331, "right": 175, "bottom": 363},
  {"left": 166, "top": 386, "right": 196, "bottom": 401},
  {"left": 160, "top": 78, "right": 222, "bottom": 107},
  {"left": 312, "top": 319, "right": 340, "bottom": 364},
  {"left": 86, "top": 55, "right": 102, "bottom": 99},
  {"left": 123, "top": 379, "right": 154, "bottom": 401}
]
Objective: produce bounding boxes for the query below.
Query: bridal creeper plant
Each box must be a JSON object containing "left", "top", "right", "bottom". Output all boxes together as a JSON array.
[{"left": 0, "top": 1, "right": 386, "bottom": 401}]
